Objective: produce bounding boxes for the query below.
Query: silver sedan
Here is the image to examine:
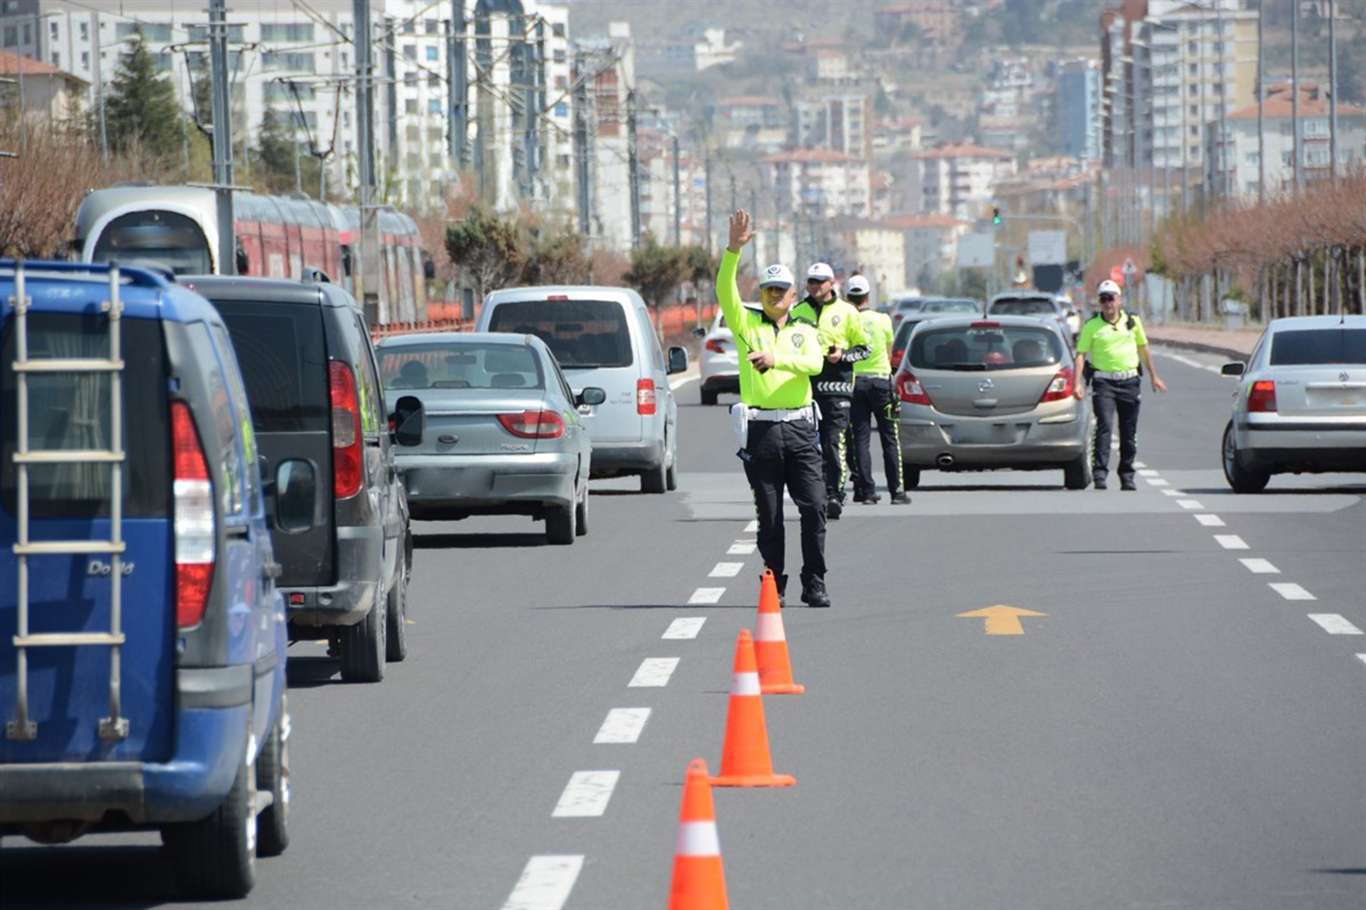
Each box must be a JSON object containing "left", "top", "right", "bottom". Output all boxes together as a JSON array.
[
  {"left": 377, "top": 332, "right": 604, "bottom": 545},
  {"left": 1221, "top": 315, "right": 1366, "bottom": 492}
]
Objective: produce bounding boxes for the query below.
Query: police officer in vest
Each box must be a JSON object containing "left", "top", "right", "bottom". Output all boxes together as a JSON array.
[
  {"left": 718, "top": 210, "right": 831, "bottom": 607},
  {"left": 792, "top": 262, "right": 870, "bottom": 520},
  {"left": 1073, "top": 279, "right": 1167, "bottom": 490},
  {"left": 848, "top": 275, "right": 911, "bottom": 505}
]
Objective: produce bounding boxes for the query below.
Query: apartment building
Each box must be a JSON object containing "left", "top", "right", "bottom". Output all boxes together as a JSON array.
[
  {"left": 763, "top": 148, "right": 872, "bottom": 219},
  {"left": 793, "top": 89, "right": 872, "bottom": 159},
  {"left": 915, "top": 143, "right": 1016, "bottom": 221},
  {"left": 1057, "top": 57, "right": 1102, "bottom": 162},
  {"left": 881, "top": 212, "right": 969, "bottom": 288}
]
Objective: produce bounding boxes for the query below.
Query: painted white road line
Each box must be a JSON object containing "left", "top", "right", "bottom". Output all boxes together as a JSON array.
[
  {"left": 552, "top": 771, "right": 620, "bottom": 818},
  {"left": 688, "top": 587, "right": 725, "bottom": 605},
  {"left": 1177, "top": 499, "right": 1204, "bottom": 510},
  {"left": 1270, "top": 582, "right": 1316, "bottom": 601},
  {"left": 1355, "top": 654, "right": 1366, "bottom": 668},
  {"left": 1309, "top": 614, "right": 1364, "bottom": 636},
  {"left": 1194, "top": 514, "right": 1226, "bottom": 527},
  {"left": 594, "top": 708, "right": 651, "bottom": 744},
  {"left": 1145, "top": 477, "right": 1170, "bottom": 487},
  {"left": 1160, "top": 488, "right": 1183, "bottom": 496},
  {"left": 662, "top": 617, "right": 706, "bottom": 640},
  {"left": 1240, "top": 558, "right": 1281, "bottom": 574},
  {"left": 501, "top": 855, "right": 584, "bottom": 910},
  {"left": 709, "top": 562, "right": 744, "bottom": 578},
  {"left": 1138, "top": 468, "right": 1160, "bottom": 477},
  {"left": 744, "top": 519, "right": 759, "bottom": 533},
  {"left": 727, "top": 540, "right": 757, "bottom": 555},
  {"left": 1134, "top": 461, "right": 1147, "bottom": 469},
  {"left": 1214, "top": 534, "right": 1250, "bottom": 550},
  {"left": 629, "top": 657, "right": 680, "bottom": 688}
]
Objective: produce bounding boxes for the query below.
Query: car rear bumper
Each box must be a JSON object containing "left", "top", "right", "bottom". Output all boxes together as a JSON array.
[
  {"left": 900, "top": 409, "right": 1088, "bottom": 467},
  {"left": 590, "top": 439, "right": 664, "bottom": 477},
  {"left": 398, "top": 451, "right": 580, "bottom": 516},
  {"left": 284, "top": 523, "right": 382, "bottom": 628},
  {"left": 0, "top": 671, "right": 252, "bottom": 828},
  {"left": 1238, "top": 419, "right": 1366, "bottom": 450}
]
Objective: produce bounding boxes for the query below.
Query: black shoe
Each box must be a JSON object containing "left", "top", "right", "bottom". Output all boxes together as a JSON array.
[
  {"left": 1094, "top": 478, "right": 1108, "bottom": 490},
  {"left": 775, "top": 573, "right": 789, "bottom": 606},
  {"left": 855, "top": 493, "right": 880, "bottom": 504},
  {"left": 890, "top": 492, "right": 911, "bottom": 505},
  {"left": 825, "top": 497, "right": 843, "bottom": 520},
  {"left": 1120, "top": 480, "right": 1137, "bottom": 491},
  {"left": 800, "top": 575, "right": 831, "bottom": 608}
]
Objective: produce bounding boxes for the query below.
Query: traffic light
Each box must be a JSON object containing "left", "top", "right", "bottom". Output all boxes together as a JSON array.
[{"left": 992, "top": 206, "right": 1002, "bottom": 226}]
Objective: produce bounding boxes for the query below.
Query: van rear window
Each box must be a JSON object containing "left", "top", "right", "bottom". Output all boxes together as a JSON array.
[
  {"left": 212, "top": 303, "right": 329, "bottom": 432},
  {"left": 2, "top": 313, "right": 169, "bottom": 518},
  {"left": 488, "top": 299, "right": 634, "bottom": 369}
]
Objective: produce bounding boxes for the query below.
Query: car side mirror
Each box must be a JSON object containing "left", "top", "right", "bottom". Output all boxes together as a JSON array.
[
  {"left": 274, "top": 459, "right": 317, "bottom": 533},
  {"left": 691, "top": 325, "right": 708, "bottom": 338},
  {"left": 576, "top": 386, "right": 607, "bottom": 407},
  {"left": 389, "top": 394, "right": 425, "bottom": 446},
  {"left": 1220, "top": 361, "right": 1246, "bottom": 377},
  {"left": 667, "top": 346, "right": 689, "bottom": 375}
]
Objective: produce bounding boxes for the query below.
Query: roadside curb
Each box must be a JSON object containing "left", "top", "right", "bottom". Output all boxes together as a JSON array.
[{"left": 1150, "top": 336, "right": 1251, "bottom": 361}]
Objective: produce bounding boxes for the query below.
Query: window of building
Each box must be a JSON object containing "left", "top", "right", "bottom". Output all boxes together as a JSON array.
[
  {"left": 428, "top": 98, "right": 441, "bottom": 114},
  {"left": 1188, "top": 62, "right": 1197, "bottom": 76},
  {"left": 402, "top": 70, "right": 416, "bottom": 86},
  {"left": 50, "top": 51, "right": 58, "bottom": 67},
  {"left": 260, "top": 23, "right": 315, "bottom": 43},
  {"left": 21, "top": 23, "right": 31, "bottom": 44},
  {"left": 555, "top": 75, "right": 567, "bottom": 89},
  {"left": 49, "top": 21, "right": 57, "bottom": 39},
  {"left": 401, "top": 20, "right": 415, "bottom": 34},
  {"left": 403, "top": 44, "right": 416, "bottom": 60},
  {"left": 552, "top": 22, "right": 565, "bottom": 38},
  {"left": 557, "top": 153, "right": 571, "bottom": 169},
  {"left": 81, "top": 50, "right": 89, "bottom": 68},
  {"left": 425, "top": 18, "right": 438, "bottom": 34},
  {"left": 554, "top": 102, "right": 568, "bottom": 117},
  {"left": 1305, "top": 146, "right": 1331, "bottom": 167},
  {"left": 79, "top": 21, "right": 87, "bottom": 40},
  {"left": 3, "top": 26, "right": 17, "bottom": 47},
  {"left": 262, "top": 51, "right": 315, "bottom": 72},
  {"left": 425, "top": 45, "right": 438, "bottom": 62},
  {"left": 553, "top": 48, "right": 565, "bottom": 63},
  {"left": 115, "top": 22, "right": 171, "bottom": 42},
  {"left": 428, "top": 72, "right": 440, "bottom": 87}
]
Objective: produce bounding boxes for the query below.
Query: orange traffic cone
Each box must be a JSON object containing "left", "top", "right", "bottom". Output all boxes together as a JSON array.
[
  {"left": 669, "top": 758, "right": 729, "bottom": 910},
  {"left": 710, "top": 629, "right": 796, "bottom": 788},
  {"left": 754, "top": 570, "right": 805, "bottom": 695}
]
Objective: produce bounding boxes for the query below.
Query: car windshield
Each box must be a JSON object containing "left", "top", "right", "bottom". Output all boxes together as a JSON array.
[
  {"left": 895, "top": 298, "right": 925, "bottom": 312},
  {"left": 990, "top": 298, "right": 1056, "bottom": 316},
  {"left": 910, "top": 324, "right": 1064, "bottom": 372},
  {"left": 1269, "top": 328, "right": 1366, "bottom": 366},
  {"left": 379, "top": 342, "right": 545, "bottom": 390},
  {"left": 488, "top": 299, "right": 633, "bottom": 369},
  {"left": 920, "top": 299, "right": 980, "bottom": 314}
]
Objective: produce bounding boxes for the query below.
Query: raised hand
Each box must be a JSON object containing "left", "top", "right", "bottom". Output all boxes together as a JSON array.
[{"left": 728, "top": 209, "right": 755, "bottom": 252}]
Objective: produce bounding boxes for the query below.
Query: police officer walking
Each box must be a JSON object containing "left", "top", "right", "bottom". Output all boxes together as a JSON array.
[
  {"left": 1073, "top": 279, "right": 1167, "bottom": 490},
  {"left": 792, "top": 262, "right": 869, "bottom": 520},
  {"left": 848, "top": 276, "right": 911, "bottom": 505},
  {"left": 718, "top": 209, "right": 832, "bottom": 607}
]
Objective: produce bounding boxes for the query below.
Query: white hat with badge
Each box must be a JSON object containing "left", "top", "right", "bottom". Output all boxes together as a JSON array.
[
  {"left": 759, "top": 263, "right": 794, "bottom": 289},
  {"left": 846, "top": 275, "right": 871, "bottom": 296},
  {"left": 806, "top": 262, "right": 835, "bottom": 281}
]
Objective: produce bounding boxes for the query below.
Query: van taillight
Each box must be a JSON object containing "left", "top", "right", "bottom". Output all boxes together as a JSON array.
[
  {"left": 497, "top": 409, "right": 566, "bottom": 439},
  {"left": 329, "top": 360, "right": 363, "bottom": 499},
  {"left": 171, "top": 401, "right": 215, "bottom": 629},
  {"left": 1248, "top": 380, "right": 1277, "bottom": 413},
  {"left": 1040, "top": 366, "right": 1076, "bottom": 403},
  {"left": 896, "top": 370, "right": 932, "bottom": 406},
  {"left": 637, "top": 378, "right": 657, "bottom": 416}
]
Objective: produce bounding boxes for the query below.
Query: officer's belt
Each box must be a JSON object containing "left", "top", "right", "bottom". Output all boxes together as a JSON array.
[
  {"left": 747, "top": 404, "right": 815, "bottom": 423},
  {"left": 1094, "top": 369, "right": 1139, "bottom": 380}
]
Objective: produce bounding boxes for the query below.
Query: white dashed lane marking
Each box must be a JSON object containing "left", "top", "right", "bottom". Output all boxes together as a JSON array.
[
  {"left": 1240, "top": 558, "right": 1281, "bottom": 574},
  {"left": 593, "top": 708, "right": 651, "bottom": 744},
  {"left": 688, "top": 587, "right": 725, "bottom": 605},
  {"left": 1270, "top": 582, "right": 1316, "bottom": 601},
  {"left": 1160, "top": 489, "right": 1184, "bottom": 497},
  {"left": 727, "top": 540, "right": 757, "bottom": 555},
  {"left": 1309, "top": 614, "right": 1364, "bottom": 636},
  {"left": 1194, "top": 514, "right": 1226, "bottom": 527},
  {"left": 1145, "top": 477, "right": 1170, "bottom": 487},
  {"left": 1214, "top": 534, "right": 1250, "bottom": 550},
  {"left": 1137, "top": 469, "right": 1160, "bottom": 477},
  {"left": 744, "top": 519, "right": 759, "bottom": 533},
  {"left": 662, "top": 617, "right": 706, "bottom": 639},
  {"left": 709, "top": 562, "right": 743, "bottom": 578},
  {"left": 1177, "top": 499, "right": 1204, "bottom": 510},
  {"left": 501, "top": 856, "right": 584, "bottom": 910},
  {"left": 551, "top": 771, "right": 620, "bottom": 818},
  {"left": 628, "top": 657, "right": 679, "bottom": 687}
]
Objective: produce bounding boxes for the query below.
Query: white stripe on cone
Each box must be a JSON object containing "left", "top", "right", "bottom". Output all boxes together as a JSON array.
[
  {"left": 675, "top": 820, "right": 722, "bottom": 857},
  {"left": 730, "top": 671, "right": 761, "bottom": 696},
  {"left": 755, "top": 613, "right": 785, "bottom": 642}
]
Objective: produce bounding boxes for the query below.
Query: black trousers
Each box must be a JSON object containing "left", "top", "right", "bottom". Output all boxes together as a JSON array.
[
  {"left": 742, "top": 418, "right": 827, "bottom": 580},
  {"left": 815, "top": 395, "right": 852, "bottom": 502},
  {"left": 1091, "top": 376, "right": 1142, "bottom": 483},
  {"left": 851, "top": 375, "right": 903, "bottom": 498}
]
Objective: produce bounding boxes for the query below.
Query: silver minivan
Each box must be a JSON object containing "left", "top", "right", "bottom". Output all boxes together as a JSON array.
[{"left": 477, "top": 286, "right": 688, "bottom": 493}]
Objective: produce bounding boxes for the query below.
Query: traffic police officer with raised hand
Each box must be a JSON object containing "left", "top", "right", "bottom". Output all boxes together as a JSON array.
[
  {"left": 1073, "top": 279, "right": 1167, "bottom": 491},
  {"left": 848, "top": 276, "right": 911, "bottom": 505},
  {"left": 792, "top": 262, "right": 870, "bottom": 520},
  {"left": 718, "top": 209, "right": 832, "bottom": 608}
]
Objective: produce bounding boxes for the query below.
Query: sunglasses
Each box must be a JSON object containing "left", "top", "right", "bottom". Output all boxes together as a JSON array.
[{"left": 1099, "top": 293, "right": 1117, "bottom": 302}]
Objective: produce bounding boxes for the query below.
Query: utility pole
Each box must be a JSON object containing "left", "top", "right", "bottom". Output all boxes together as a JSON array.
[
  {"left": 354, "top": 0, "right": 380, "bottom": 319},
  {"left": 1329, "top": 0, "right": 1338, "bottom": 181},
  {"left": 572, "top": 54, "right": 591, "bottom": 236},
  {"left": 1257, "top": 0, "right": 1265, "bottom": 204},
  {"left": 529, "top": 17, "right": 545, "bottom": 200},
  {"left": 627, "top": 89, "right": 640, "bottom": 249},
  {"left": 704, "top": 152, "right": 712, "bottom": 255},
  {"left": 446, "top": 14, "right": 466, "bottom": 168},
  {"left": 92, "top": 12, "right": 108, "bottom": 161},
  {"left": 672, "top": 133, "right": 681, "bottom": 246},
  {"left": 1291, "top": 0, "right": 1301, "bottom": 191},
  {"left": 208, "top": 0, "right": 236, "bottom": 275},
  {"left": 729, "top": 172, "right": 736, "bottom": 214},
  {"left": 383, "top": 18, "right": 397, "bottom": 171},
  {"left": 749, "top": 186, "right": 758, "bottom": 272}
]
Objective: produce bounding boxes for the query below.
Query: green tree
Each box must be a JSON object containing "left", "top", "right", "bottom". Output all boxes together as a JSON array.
[
  {"left": 253, "top": 107, "right": 321, "bottom": 194},
  {"left": 624, "top": 235, "right": 690, "bottom": 309},
  {"left": 445, "top": 205, "right": 525, "bottom": 301},
  {"left": 520, "top": 219, "right": 591, "bottom": 285},
  {"left": 104, "top": 32, "right": 183, "bottom": 160}
]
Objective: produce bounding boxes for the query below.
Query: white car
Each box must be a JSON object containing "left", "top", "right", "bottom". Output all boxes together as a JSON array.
[
  {"left": 1221, "top": 315, "right": 1366, "bottom": 492},
  {"left": 697, "top": 310, "right": 740, "bottom": 406}
]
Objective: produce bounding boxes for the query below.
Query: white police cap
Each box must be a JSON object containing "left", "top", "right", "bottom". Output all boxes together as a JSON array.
[
  {"left": 759, "top": 263, "right": 794, "bottom": 289},
  {"left": 806, "top": 262, "right": 835, "bottom": 282},
  {"left": 846, "top": 275, "right": 871, "bottom": 297}
]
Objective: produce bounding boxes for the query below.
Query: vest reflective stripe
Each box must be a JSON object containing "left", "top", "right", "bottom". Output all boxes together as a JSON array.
[{"left": 675, "top": 820, "right": 722, "bottom": 857}]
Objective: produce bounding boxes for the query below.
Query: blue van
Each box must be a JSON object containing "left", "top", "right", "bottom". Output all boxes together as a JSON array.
[{"left": 0, "top": 261, "right": 300, "bottom": 898}]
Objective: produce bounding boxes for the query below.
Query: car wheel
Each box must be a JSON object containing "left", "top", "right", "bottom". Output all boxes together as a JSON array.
[
  {"left": 546, "top": 502, "right": 575, "bottom": 544},
  {"left": 1223, "top": 420, "right": 1269, "bottom": 493},
  {"left": 384, "top": 558, "right": 408, "bottom": 663},
  {"left": 903, "top": 465, "right": 921, "bottom": 489},
  {"left": 1063, "top": 454, "right": 1092, "bottom": 490},
  {"left": 641, "top": 460, "right": 667, "bottom": 494},
  {"left": 700, "top": 388, "right": 718, "bottom": 406},
  {"left": 340, "top": 599, "right": 385, "bottom": 683},
  {"left": 164, "top": 733, "right": 257, "bottom": 898},
  {"left": 665, "top": 439, "right": 678, "bottom": 491},
  {"left": 255, "top": 698, "right": 290, "bottom": 857},
  {"left": 574, "top": 483, "right": 589, "bottom": 537}
]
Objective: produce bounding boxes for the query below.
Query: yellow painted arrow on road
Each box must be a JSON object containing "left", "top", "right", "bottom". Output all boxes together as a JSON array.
[{"left": 956, "top": 605, "right": 1048, "bottom": 636}]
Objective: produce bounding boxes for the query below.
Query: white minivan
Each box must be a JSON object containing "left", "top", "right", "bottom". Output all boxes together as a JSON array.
[{"left": 477, "top": 286, "right": 689, "bottom": 493}]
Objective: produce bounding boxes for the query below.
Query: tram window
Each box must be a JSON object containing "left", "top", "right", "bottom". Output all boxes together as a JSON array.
[{"left": 91, "top": 209, "right": 212, "bottom": 275}]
